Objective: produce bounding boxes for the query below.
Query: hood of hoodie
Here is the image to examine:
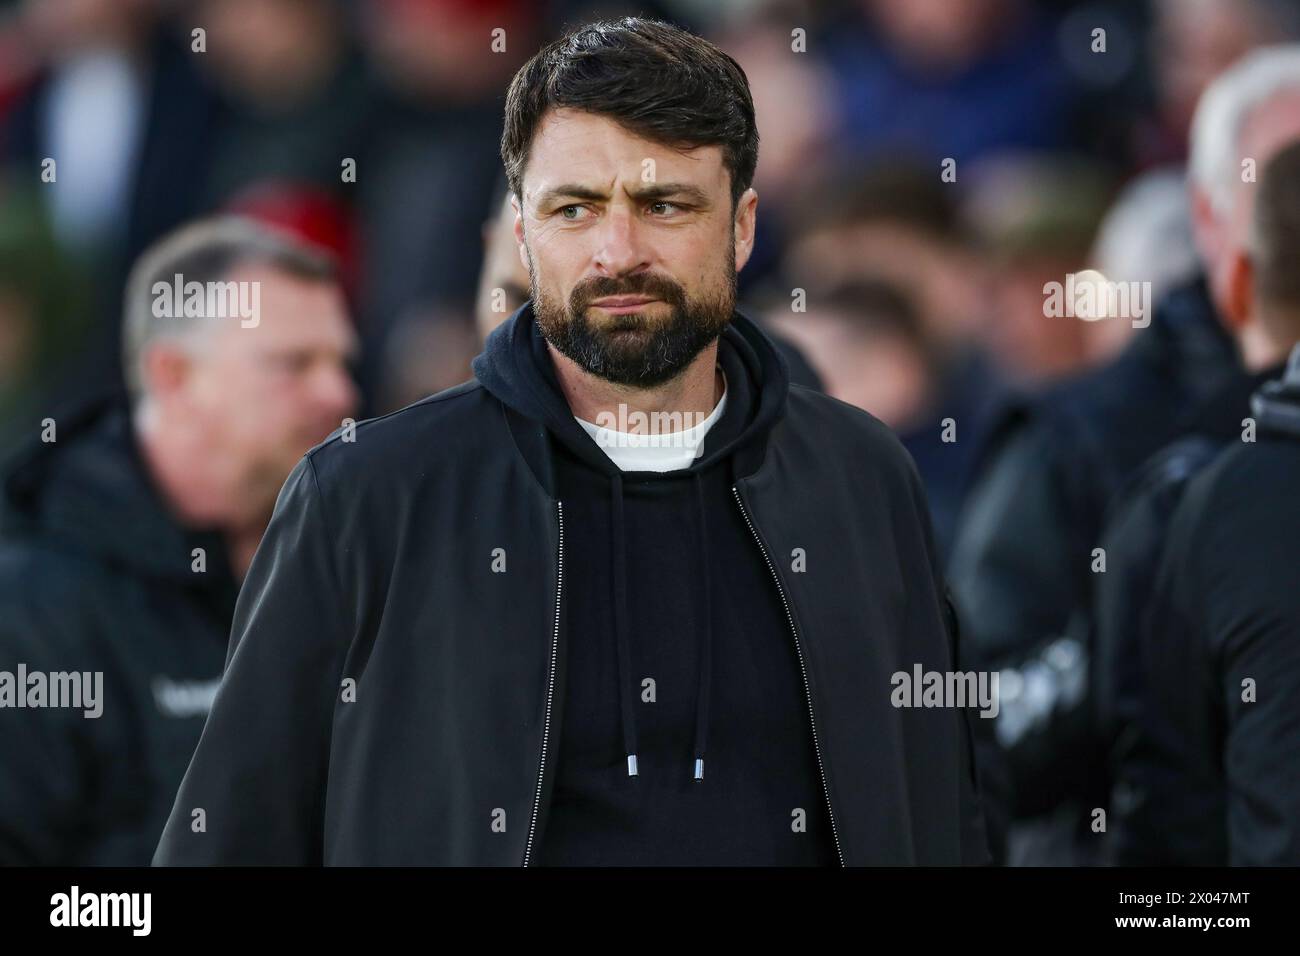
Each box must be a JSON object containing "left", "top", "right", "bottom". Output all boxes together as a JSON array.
[
  {"left": 1252, "top": 343, "right": 1300, "bottom": 439},
  {"left": 0, "top": 398, "right": 234, "bottom": 587},
  {"left": 472, "top": 300, "right": 792, "bottom": 782},
  {"left": 472, "top": 301, "right": 791, "bottom": 488}
]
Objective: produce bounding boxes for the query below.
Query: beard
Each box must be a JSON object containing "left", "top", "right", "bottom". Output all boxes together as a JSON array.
[{"left": 529, "top": 244, "right": 736, "bottom": 389}]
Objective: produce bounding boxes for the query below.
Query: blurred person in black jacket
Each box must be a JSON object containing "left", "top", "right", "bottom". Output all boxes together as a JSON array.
[
  {"left": 0, "top": 217, "right": 357, "bottom": 864},
  {"left": 947, "top": 45, "right": 1300, "bottom": 865},
  {"left": 1101, "top": 141, "right": 1300, "bottom": 864},
  {"left": 1138, "top": 348, "right": 1300, "bottom": 865}
]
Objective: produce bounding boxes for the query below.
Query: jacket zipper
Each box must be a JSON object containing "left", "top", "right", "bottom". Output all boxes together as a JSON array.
[
  {"left": 732, "top": 486, "right": 846, "bottom": 867},
  {"left": 523, "top": 500, "right": 563, "bottom": 866}
]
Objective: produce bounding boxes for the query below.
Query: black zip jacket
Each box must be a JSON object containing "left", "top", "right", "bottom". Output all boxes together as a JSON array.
[
  {"left": 1137, "top": 348, "right": 1300, "bottom": 865},
  {"left": 154, "top": 304, "right": 990, "bottom": 866},
  {"left": 0, "top": 401, "right": 238, "bottom": 864},
  {"left": 1093, "top": 363, "right": 1284, "bottom": 863}
]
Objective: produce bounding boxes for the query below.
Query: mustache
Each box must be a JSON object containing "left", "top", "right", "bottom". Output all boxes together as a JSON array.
[{"left": 569, "top": 273, "right": 686, "bottom": 312}]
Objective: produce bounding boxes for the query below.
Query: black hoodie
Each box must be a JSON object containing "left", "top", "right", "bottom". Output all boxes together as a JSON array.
[
  {"left": 472, "top": 306, "right": 834, "bottom": 864},
  {"left": 1135, "top": 346, "right": 1300, "bottom": 864},
  {"left": 0, "top": 401, "right": 238, "bottom": 864},
  {"left": 154, "top": 304, "right": 989, "bottom": 866},
  {"left": 1095, "top": 360, "right": 1286, "bottom": 864}
]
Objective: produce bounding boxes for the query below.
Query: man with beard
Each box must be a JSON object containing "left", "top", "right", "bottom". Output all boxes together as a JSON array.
[
  {"left": 155, "top": 18, "right": 988, "bottom": 866},
  {"left": 474, "top": 180, "right": 826, "bottom": 390}
]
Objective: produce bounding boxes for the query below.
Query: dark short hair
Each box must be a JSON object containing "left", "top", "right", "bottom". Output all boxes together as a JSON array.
[
  {"left": 811, "top": 278, "right": 938, "bottom": 369},
  {"left": 501, "top": 17, "right": 759, "bottom": 211},
  {"left": 1251, "top": 140, "right": 1300, "bottom": 329}
]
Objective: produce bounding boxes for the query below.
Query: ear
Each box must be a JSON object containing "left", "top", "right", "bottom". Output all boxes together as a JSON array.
[
  {"left": 1190, "top": 185, "right": 1222, "bottom": 266},
  {"left": 1225, "top": 249, "right": 1254, "bottom": 333},
  {"left": 511, "top": 193, "right": 529, "bottom": 273},
  {"left": 733, "top": 187, "right": 758, "bottom": 273}
]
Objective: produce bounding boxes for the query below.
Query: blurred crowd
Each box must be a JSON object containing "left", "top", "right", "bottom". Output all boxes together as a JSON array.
[{"left": 3, "top": 0, "right": 1300, "bottom": 865}]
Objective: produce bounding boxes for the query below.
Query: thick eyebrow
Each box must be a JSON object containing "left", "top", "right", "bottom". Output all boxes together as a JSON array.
[
  {"left": 533, "top": 181, "right": 711, "bottom": 209},
  {"left": 534, "top": 184, "right": 608, "bottom": 208},
  {"left": 625, "top": 182, "right": 711, "bottom": 206}
]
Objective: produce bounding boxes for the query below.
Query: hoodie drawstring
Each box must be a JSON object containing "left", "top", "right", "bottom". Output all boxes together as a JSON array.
[
  {"left": 610, "top": 473, "right": 639, "bottom": 776},
  {"left": 691, "top": 472, "right": 713, "bottom": 782},
  {"left": 608, "top": 471, "right": 715, "bottom": 782}
]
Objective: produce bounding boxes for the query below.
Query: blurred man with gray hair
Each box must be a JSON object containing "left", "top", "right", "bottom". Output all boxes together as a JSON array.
[
  {"left": 1103, "top": 139, "right": 1300, "bottom": 864},
  {"left": 0, "top": 217, "right": 358, "bottom": 863}
]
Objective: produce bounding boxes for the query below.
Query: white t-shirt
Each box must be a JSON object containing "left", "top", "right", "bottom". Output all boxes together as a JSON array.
[{"left": 576, "top": 372, "right": 728, "bottom": 473}]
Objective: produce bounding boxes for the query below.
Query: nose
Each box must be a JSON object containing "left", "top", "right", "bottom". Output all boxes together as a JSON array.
[{"left": 592, "top": 205, "right": 651, "bottom": 278}]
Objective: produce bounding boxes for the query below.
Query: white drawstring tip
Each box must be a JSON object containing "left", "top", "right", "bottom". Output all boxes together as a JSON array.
[
  {"left": 627, "top": 754, "right": 639, "bottom": 777},
  {"left": 693, "top": 758, "right": 704, "bottom": 781}
]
